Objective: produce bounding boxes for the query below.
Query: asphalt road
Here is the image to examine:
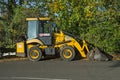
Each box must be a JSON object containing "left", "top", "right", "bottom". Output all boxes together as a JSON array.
[{"left": 0, "top": 60, "right": 120, "bottom": 80}]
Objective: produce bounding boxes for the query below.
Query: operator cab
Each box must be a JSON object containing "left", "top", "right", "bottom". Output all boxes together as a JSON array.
[{"left": 26, "top": 18, "right": 58, "bottom": 46}]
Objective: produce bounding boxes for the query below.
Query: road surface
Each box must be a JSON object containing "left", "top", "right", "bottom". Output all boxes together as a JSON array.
[{"left": 0, "top": 60, "right": 120, "bottom": 80}]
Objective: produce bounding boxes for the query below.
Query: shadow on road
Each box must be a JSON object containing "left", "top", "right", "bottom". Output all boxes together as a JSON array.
[
  {"left": 110, "top": 61, "right": 120, "bottom": 67},
  {"left": 41, "top": 55, "right": 61, "bottom": 61}
]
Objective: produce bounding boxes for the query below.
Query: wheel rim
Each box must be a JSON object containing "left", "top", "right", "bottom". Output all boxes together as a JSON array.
[
  {"left": 63, "top": 49, "right": 73, "bottom": 59},
  {"left": 30, "top": 50, "right": 40, "bottom": 59}
]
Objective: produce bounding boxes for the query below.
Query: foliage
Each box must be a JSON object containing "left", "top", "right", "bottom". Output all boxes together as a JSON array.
[
  {"left": 48, "top": 0, "right": 120, "bottom": 54},
  {"left": 0, "top": 0, "right": 47, "bottom": 48},
  {"left": 0, "top": 0, "right": 120, "bottom": 54}
]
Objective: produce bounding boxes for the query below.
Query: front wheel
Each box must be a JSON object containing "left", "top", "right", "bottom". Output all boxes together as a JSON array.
[
  {"left": 27, "top": 46, "right": 42, "bottom": 61},
  {"left": 60, "top": 46, "right": 75, "bottom": 61}
]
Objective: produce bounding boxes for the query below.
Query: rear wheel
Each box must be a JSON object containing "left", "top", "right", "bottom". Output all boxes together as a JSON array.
[
  {"left": 60, "top": 46, "right": 75, "bottom": 61},
  {"left": 27, "top": 46, "right": 42, "bottom": 61}
]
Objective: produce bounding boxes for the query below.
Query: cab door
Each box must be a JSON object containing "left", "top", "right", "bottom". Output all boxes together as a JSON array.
[{"left": 38, "top": 21, "right": 53, "bottom": 46}]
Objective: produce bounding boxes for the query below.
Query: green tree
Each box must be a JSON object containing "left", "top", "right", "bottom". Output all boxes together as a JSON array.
[
  {"left": 48, "top": 0, "right": 120, "bottom": 54},
  {"left": 0, "top": 0, "right": 120, "bottom": 54},
  {"left": 0, "top": 0, "right": 51, "bottom": 48},
  {"left": 0, "top": 0, "right": 25, "bottom": 48}
]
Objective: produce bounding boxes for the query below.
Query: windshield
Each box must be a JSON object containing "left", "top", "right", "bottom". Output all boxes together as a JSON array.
[
  {"left": 39, "top": 21, "right": 52, "bottom": 33},
  {"left": 39, "top": 21, "right": 58, "bottom": 33}
]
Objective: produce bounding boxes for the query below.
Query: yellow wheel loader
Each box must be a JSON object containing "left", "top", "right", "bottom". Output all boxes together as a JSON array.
[{"left": 16, "top": 18, "right": 90, "bottom": 61}]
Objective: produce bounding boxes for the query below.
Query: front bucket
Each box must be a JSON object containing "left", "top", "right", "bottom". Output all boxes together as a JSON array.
[{"left": 87, "top": 47, "right": 113, "bottom": 61}]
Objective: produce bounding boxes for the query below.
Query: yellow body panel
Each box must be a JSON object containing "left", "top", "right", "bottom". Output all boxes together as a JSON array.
[
  {"left": 16, "top": 42, "right": 26, "bottom": 57},
  {"left": 26, "top": 39, "right": 44, "bottom": 45},
  {"left": 54, "top": 31, "right": 65, "bottom": 44},
  {"left": 16, "top": 42, "right": 25, "bottom": 53},
  {"left": 72, "top": 39, "right": 86, "bottom": 57},
  {"left": 26, "top": 39, "right": 48, "bottom": 52},
  {"left": 26, "top": 18, "right": 51, "bottom": 21},
  {"left": 27, "top": 44, "right": 47, "bottom": 50}
]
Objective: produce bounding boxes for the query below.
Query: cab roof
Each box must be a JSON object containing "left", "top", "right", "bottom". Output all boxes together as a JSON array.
[{"left": 26, "top": 18, "right": 51, "bottom": 21}]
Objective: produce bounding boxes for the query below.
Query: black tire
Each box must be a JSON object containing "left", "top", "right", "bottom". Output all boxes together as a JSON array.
[
  {"left": 60, "top": 46, "right": 75, "bottom": 61},
  {"left": 27, "top": 46, "right": 42, "bottom": 61}
]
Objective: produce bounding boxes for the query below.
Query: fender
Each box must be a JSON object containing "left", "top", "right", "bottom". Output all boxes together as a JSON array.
[{"left": 26, "top": 39, "right": 44, "bottom": 45}]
